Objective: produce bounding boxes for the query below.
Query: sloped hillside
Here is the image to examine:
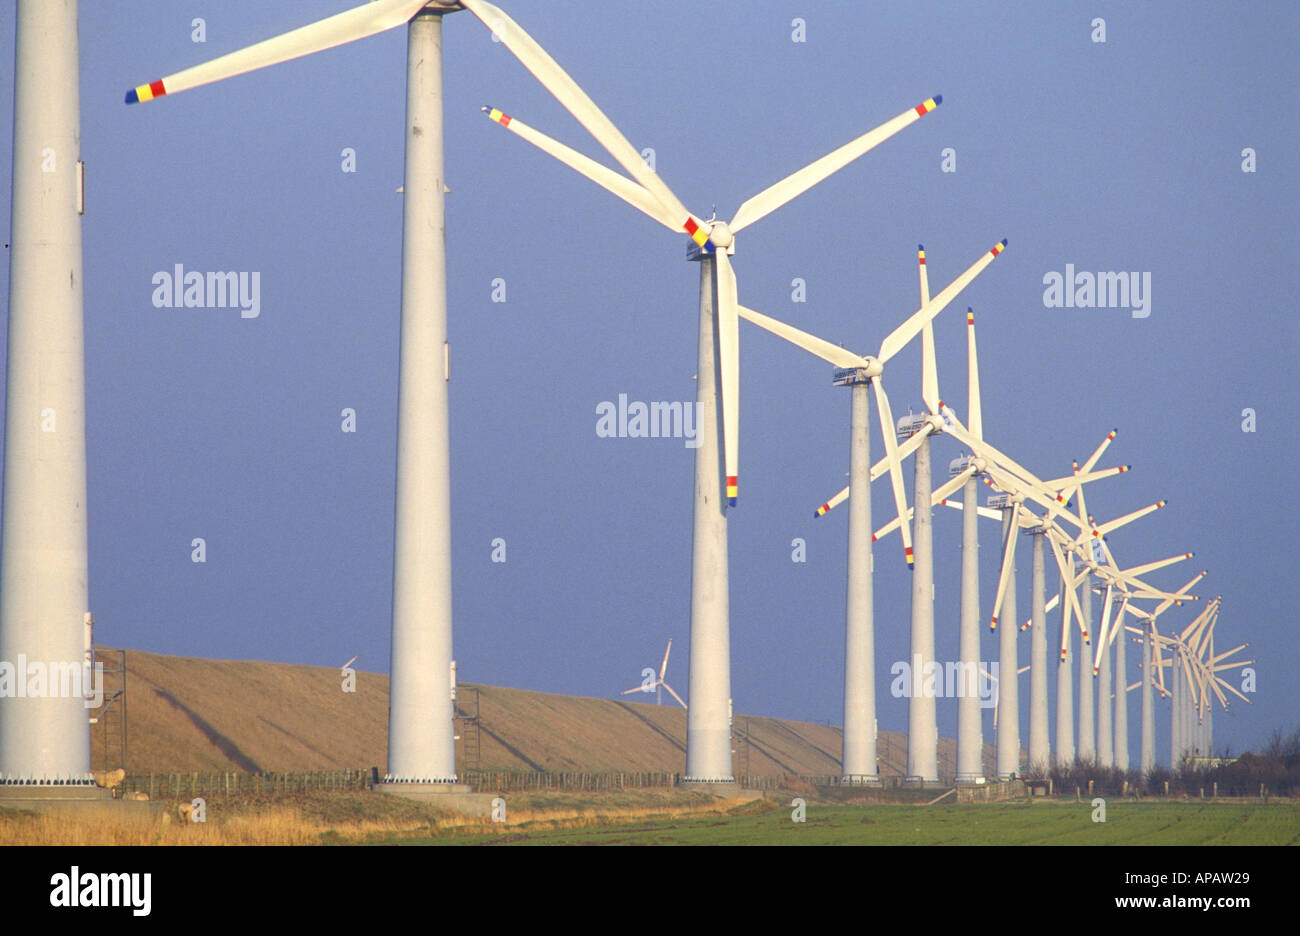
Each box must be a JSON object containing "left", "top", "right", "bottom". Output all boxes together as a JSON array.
[{"left": 90, "top": 647, "right": 976, "bottom": 776}]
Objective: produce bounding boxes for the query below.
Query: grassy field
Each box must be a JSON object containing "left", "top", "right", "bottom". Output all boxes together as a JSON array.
[
  {"left": 386, "top": 799, "right": 1300, "bottom": 846},
  {"left": 6, "top": 790, "right": 1297, "bottom": 846}
]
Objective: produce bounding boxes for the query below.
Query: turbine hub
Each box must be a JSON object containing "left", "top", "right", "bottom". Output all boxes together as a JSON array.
[{"left": 708, "top": 221, "right": 733, "bottom": 249}]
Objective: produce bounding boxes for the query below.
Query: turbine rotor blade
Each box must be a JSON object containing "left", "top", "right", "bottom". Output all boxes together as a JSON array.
[
  {"left": 989, "top": 502, "right": 1021, "bottom": 629},
  {"left": 814, "top": 486, "right": 850, "bottom": 518},
  {"left": 877, "top": 240, "right": 1007, "bottom": 365},
  {"left": 737, "top": 307, "right": 869, "bottom": 369},
  {"left": 966, "top": 308, "right": 982, "bottom": 439},
  {"left": 715, "top": 250, "right": 741, "bottom": 506},
  {"left": 728, "top": 97, "right": 942, "bottom": 233},
  {"left": 871, "top": 377, "right": 914, "bottom": 568},
  {"left": 481, "top": 107, "right": 681, "bottom": 231},
  {"left": 918, "top": 246, "right": 939, "bottom": 414},
  {"left": 125, "top": 0, "right": 430, "bottom": 103},
  {"left": 462, "top": 0, "right": 698, "bottom": 234}
]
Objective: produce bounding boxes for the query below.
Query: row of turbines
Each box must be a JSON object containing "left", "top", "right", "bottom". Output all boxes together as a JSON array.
[{"left": 1, "top": 0, "right": 1245, "bottom": 792}]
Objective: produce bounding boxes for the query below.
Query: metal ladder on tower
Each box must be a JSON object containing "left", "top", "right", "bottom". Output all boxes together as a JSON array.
[
  {"left": 454, "top": 686, "right": 481, "bottom": 772},
  {"left": 93, "top": 649, "right": 128, "bottom": 772}
]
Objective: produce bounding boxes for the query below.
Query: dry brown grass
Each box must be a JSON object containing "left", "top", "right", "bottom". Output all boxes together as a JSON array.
[{"left": 0, "top": 790, "right": 766, "bottom": 845}]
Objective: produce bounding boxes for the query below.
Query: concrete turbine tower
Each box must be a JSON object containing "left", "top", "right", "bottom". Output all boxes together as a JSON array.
[
  {"left": 0, "top": 0, "right": 95, "bottom": 794},
  {"left": 125, "top": 0, "right": 652, "bottom": 789}
]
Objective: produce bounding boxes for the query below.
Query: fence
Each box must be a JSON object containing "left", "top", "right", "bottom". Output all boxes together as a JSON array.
[
  {"left": 123, "top": 769, "right": 373, "bottom": 799},
  {"left": 121, "top": 767, "right": 1280, "bottom": 799},
  {"left": 121, "top": 768, "right": 801, "bottom": 798}
]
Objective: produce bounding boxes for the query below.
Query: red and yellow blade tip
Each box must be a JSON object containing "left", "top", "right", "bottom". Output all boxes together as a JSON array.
[
  {"left": 1156, "top": 499, "right": 1167, "bottom": 508},
  {"left": 966, "top": 310, "right": 974, "bottom": 324},
  {"left": 904, "top": 547, "right": 914, "bottom": 568},
  {"left": 483, "top": 106, "right": 512, "bottom": 127},
  {"left": 1119, "top": 465, "right": 1130, "bottom": 472},
  {"left": 1108, "top": 429, "right": 1118, "bottom": 439},
  {"left": 1092, "top": 667, "right": 1100, "bottom": 676},
  {"left": 683, "top": 217, "right": 711, "bottom": 247},
  {"left": 914, "top": 96, "right": 942, "bottom": 116},
  {"left": 917, "top": 245, "right": 926, "bottom": 264},
  {"left": 1020, "top": 621, "right": 1031, "bottom": 631},
  {"left": 726, "top": 476, "right": 738, "bottom": 505},
  {"left": 989, "top": 616, "right": 999, "bottom": 631},
  {"left": 1060, "top": 650, "right": 1068, "bottom": 661},
  {"left": 989, "top": 239, "right": 1008, "bottom": 256},
  {"left": 125, "top": 80, "right": 167, "bottom": 104},
  {"left": 815, "top": 503, "right": 830, "bottom": 517}
]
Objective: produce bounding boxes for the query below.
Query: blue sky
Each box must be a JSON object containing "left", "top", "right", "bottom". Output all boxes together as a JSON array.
[{"left": 2, "top": 1, "right": 1296, "bottom": 761}]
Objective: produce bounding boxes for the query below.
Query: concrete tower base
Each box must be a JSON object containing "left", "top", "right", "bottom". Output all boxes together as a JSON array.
[{"left": 374, "top": 782, "right": 495, "bottom": 816}]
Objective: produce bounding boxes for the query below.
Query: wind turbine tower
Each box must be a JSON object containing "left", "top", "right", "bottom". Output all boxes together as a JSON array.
[
  {"left": 0, "top": 0, "right": 95, "bottom": 793},
  {"left": 123, "top": 0, "right": 568, "bottom": 787}
]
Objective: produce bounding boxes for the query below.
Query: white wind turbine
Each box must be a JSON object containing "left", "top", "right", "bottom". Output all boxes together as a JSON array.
[
  {"left": 971, "top": 431, "right": 1174, "bottom": 770},
  {"left": 1060, "top": 489, "right": 1176, "bottom": 766},
  {"left": 1022, "top": 544, "right": 1194, "bottom": 770},
  {"left": 621, "top": 639, "right": 686, "bottom": 709},
  {"left": 926, "top": 371, "right": 1103, "bottom": 778},
  {"left": 480, "top": 69, "right": 945, "bottom": 784},
  {"left": 1122, "top": 569, "right": 1207, "bottom": 771},
  {"left": 934, "top": 408, "right": 1152, "bottom": 776},
  {"left": 1187, "top": 603, "right": 1252, "bottom": 760},
  {"left": 736, "top": 241, "right": 1008, "bottom": 782},
  {"left": 122, "top": 0, "right": 693, "bottom": 787},
  {"left": 1158, "top": 597, "right": 1250, "bottom": 765},
  {"left": 1083, "top": 537, "right": 1198, "bottom": 771}
]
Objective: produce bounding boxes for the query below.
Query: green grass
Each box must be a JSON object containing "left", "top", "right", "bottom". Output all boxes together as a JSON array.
[{"left": 376, "top": 800, "right": 1300, "bottom": 846}]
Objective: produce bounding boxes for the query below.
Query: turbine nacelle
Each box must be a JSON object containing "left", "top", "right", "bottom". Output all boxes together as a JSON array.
[
  {"left": 896, "top": 412, "right": 928, "bottom": 439},
  {"left": 948, "top": 453, "right": 987, "bottom": 478},
  {"left": 832, "top": 361, "right": 882, "bottom": 386}
]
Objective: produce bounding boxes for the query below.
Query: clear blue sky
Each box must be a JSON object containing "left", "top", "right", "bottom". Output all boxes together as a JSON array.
[{"left": 2, "top": 1, "right": 1295, "bottom": 760}]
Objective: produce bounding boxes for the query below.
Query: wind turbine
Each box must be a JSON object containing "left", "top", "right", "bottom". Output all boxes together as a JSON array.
[
  {"left": 1083, "top": 540, "right": 1197, "bottom": 771},
  {"left": 122, "top": 0, "right": 688, "bottom": 787},
  {"left": 621, "top": 639, "right": 686, "bottom": 709},
  {"left": 1187, "top": 604, "right": 1252, "bottom": 759},
  {"left": 0, "top": 0, "right": 95, "bottom": 791},
  {"left": 736, "top": 242, "right": 1008, "bottom": 782},
  {"left": 937, "top": 410, "right": 1147, "bottom": 775},
  {"left": 1161, "top": 597, "right": 1250, "bottom": 764},
  {"left": 480, "top": 60, "right": 946, "bottom": 784},
  {"left": 1123, "top": 569, "right": 1207, "bottom": 771}
]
